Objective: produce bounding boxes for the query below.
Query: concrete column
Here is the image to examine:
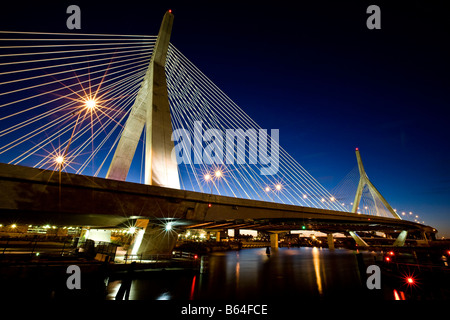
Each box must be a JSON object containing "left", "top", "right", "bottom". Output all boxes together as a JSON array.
[
  {"left": 422, "top": 231, "right": 429, "bottom": 246},
  {"left": 349, "top": 231, "right": 369, "bottom": 247},
  {"left": 135, "top": 224, "right": 177, "bottom": 257},
  {"left": 393, "top": 230, "right": 407, "bottom": 247},
  {"left": 79, "top": 227, "right": 89, "bottom": 242},
  {"left": 270, "top": 233, "right": 278, "bottom": 249},
  {"left": 327, "top": 233, "right": 335, "bottom": 250},
  {"left": 106, "top": 11, "right": 179, "bottom": 189}
]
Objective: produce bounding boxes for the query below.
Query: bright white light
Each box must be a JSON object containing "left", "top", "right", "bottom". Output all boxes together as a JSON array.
[
  {"left": 265, "top": 187, "right": 270, "bottom": 192},
  {"left": 85, "top": 99, "right": 96, "bottom": 110},
  {"left": 165, "top": 222, "right": 173, "bottom": 231},
  {"left": 204, "top": 174, "right": 211, "bottom": 181},
  {"left": 214, "top": 170, "right": 222, "bottom": 178},
  {"left": 55, "top": 156, "right": 64, "bottom": 165},
  {"left": 330, "top": 196, "right": 335, "bottom": 202},
  {"left": 11, "top": 224, "right": 16, "bottom": 228},
  {"left": 128, "top": 227, "right": 136, "bottom": 234},
  {"left": 303, "top": 194, "right": 307, "bottom": 199},
  {"left": 321, "top": 198, "right": 325, "bottom": 202},
  {"left": 275, "top": 184, "right": 282, "bottom": 191}
]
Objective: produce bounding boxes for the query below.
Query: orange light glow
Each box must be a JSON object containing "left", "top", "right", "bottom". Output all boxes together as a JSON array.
[{"left": 55, "top": 156, "right": 64, "bottom": 165}]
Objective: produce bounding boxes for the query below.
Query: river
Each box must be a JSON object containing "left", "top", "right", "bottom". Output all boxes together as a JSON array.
[{"left": 107, "top": 247, "right": 383, "bottom": 300}]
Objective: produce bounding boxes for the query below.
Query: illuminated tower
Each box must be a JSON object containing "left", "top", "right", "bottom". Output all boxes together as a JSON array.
[
  {"left": 352, "top": 148, "right": 401, "bottom": 219},
  {"left": 106, "top": 10, "right": 180, "bottom": 189}
]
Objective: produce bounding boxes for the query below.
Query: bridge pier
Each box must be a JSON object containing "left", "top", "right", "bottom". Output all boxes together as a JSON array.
[
  {"left": 327, "top": 233, "right": 335, "bottom": 250},
  {"left": 349, "top": 231, "right": 369, "bottom": 247},
  {"left": 416, "top": 230, "right": 430, "bottom": 246},
  {"left": 132, "top": 223, "right": 177, "bottom": 258},
  {"left": 393, "top": 230, "right": 408, "bottom": 247},
  {"left": 270, "top": 233, "right": 278, "bottom": 249},
  {"left": 269, "top": 231, "right": 285, "bottom": 249}
]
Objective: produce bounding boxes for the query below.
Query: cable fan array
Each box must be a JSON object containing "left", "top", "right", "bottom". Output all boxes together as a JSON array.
[
  {"left": 331, "top": 165, "right": 425, "bottom": 222},
  {"left": 0, "top": 31, "right": 155, "bottom": 178},
  {"left": 330, "top": 165, "right": 395, "bottom": 216},
  {"left": 165, "top": 44, "right": 346, "bottom": 211},
  {"left": 0, "top": 30, "right": 358, "bottom": 212}
]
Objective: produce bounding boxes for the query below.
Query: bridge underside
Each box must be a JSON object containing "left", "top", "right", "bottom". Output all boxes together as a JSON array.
[{"left": 0, "top": 163, "right": 436, "bottom": 237}]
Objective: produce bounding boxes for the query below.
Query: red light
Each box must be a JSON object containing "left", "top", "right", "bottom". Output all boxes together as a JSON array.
[
  {"left": 194, "top": 254, "right": 198, "bottom": 259},
  {"left": 389, "top": 251, "right": 395, "bottom": 256},
  {"left": 355, "top": 147, "right": 359, "bottom": 151},
  {"left": 406, "top": 277, "right": 414, "bottom": 284},
  {"left": 385, "top": 256, "right": 390, "bottom": 262},
  {"left": 168, "top": 9, "right": 172, "bottom": 13},
  {"left": 208, "top": 203, "right": 212, "bottom": 208}
]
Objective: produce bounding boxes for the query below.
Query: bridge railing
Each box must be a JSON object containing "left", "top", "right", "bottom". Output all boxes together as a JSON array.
[
  {"left": 0, "top": 237, "right": 118, "bottom": 262},
  {"left": 123, "top": 253, "right": 173, "bottom": 263}
]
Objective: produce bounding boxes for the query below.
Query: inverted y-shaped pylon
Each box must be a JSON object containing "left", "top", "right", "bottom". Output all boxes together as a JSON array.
[{"left": 351, "top": 148, "right": 401, "bottom": 219}]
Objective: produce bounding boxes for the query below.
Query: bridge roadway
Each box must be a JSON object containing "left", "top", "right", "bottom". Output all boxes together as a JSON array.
[{"left": 0, "top": 163, "right": 436, "bottom": 236}]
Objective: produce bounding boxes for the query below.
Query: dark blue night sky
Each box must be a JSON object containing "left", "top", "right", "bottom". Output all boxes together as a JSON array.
[{"left": 1, "top": 1, "right": 449, "bottom": 236}]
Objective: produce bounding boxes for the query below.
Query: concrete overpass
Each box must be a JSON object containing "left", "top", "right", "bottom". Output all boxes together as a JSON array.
[{"left": 0, "top": 163, "right": 436, "bottom": 251}]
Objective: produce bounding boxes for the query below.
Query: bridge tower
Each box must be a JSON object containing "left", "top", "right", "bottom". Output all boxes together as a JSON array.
[
  {"left": 106, "top": 10, "right": 179, "bottom": 257},
  {"left": 106, "top": 10, "right": 179, "bottom": 189},
  {"left": 352, "top": 148, "right": 401, "bottom": 219}
]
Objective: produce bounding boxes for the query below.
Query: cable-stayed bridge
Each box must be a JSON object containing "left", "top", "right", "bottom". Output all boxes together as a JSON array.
[{"left": 0, "top": 11, "right": 436, "bottom": 255}]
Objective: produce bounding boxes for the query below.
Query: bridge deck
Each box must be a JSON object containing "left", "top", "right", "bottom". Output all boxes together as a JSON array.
[{"left": 0, "top": 163, "right": 436, "bottom": 234}]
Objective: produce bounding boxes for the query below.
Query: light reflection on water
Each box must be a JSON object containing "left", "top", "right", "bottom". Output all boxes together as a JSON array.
[
  {"left": 107, "top": 247, "right": 369, "bottom": 300},
  {"left": 312, "top": 247, "right": 323, "bottom": 295}
]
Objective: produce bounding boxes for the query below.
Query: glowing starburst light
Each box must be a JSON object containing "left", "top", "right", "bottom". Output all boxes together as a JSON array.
[
  {"left": 55, "top": 155, "right": 65, "bottom": 165},
  {"left": 215, "top": 170, "right": 222, "bottom": 178},
  {"left": 85, "top": 99, "right": 97, "bottom": 111}
]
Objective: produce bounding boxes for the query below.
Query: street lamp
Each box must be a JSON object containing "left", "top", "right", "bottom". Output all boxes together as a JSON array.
[
  {"left": 85, "top": 99, "right": 97, "bottom": 111},
  {"left": 54, "top": 155, "right": 65, "bottom": 171}
]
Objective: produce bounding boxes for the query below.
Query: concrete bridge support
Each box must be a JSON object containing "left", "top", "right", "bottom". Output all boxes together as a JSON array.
[
  {"left": 106, "top": 10, "right": 179, "bottom": 189},
  {"left": 270, "top": 233, "right": 278, "bottom": 249},
  {"left": 327, "top": 233, "right": 335, "bottom": 250},
  {"left": 269, "top": 231, "right": 285, "bottom": 249},
  {"left": 349, "top": 231, "right": 369, "bottom": 247},
  {"left": 393, "top": 230, "right": 408, "bottom": 247},
  {"left": 134, "top": 223, "right": 177, "bottom": 257}
]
